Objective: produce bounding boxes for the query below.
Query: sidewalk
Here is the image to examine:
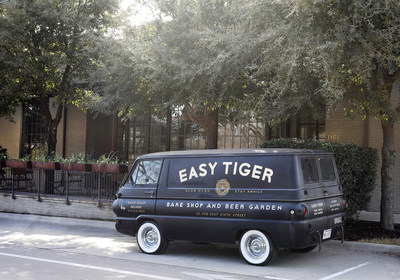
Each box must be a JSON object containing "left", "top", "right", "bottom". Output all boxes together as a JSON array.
[{"left": 358, "top": 211, "right": 400, "bottom": 225}]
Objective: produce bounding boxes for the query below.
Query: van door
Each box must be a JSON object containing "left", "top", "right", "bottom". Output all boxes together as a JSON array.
[
  {"left": 300, "top": 155, "right": 345, "bottom": 241},
  {"left": 116, "top": 159, "right": 162, "bottom": 217},
  {"left": 318, "top": 156, "right": 346, "bottom": 227}
]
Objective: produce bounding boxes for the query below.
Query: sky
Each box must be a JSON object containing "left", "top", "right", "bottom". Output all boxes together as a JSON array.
[{"left": 120, "top": 0, "right": 155, "bottom": 26}]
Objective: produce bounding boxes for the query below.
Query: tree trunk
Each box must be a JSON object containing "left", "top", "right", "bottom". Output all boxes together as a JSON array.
[
  {"left": 43, "top": 103, "right": 64, "bottom": 158},
  {"left": 380, "top": 119, "right": 396, "bottom": 230},
  {"left": 203, "top": 108, "right": 218, "bottom": 149},
  {"left": 183, "top": 102, "right": 219, "bottom": 149},
  {"left": 43, "top": 103, "right": 63, "bottom": 194},
  {"left": 47, "top": 121, "right": 58, "bottom": 157}
]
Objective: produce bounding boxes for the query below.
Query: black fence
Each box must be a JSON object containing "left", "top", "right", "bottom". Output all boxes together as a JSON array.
[{"left": 0, "top": 167, "right": 126, "bottom": 205}]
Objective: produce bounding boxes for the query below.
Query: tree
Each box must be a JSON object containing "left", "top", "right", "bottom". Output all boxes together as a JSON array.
[
  {"left": 241, "top": 0, "right": 399, "bottom": 230},
  {"left": 0, "top": 0, "right": 119, "bottom": 157},
  {"left": 88, "top": 0, "right": 255, "bottom": 149}
]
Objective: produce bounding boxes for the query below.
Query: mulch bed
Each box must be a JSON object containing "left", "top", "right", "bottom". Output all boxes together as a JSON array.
[{"left": 344, "top": 219, "right": 400, "bottom": 241}]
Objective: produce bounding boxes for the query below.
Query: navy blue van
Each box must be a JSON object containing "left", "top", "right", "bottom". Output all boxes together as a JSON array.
[{"left": 113, "top": 149, "right": 346, "bottom": 265}]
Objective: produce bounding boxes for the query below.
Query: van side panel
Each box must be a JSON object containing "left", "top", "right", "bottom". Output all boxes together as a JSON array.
[
  {"left": 153, "top": 197, "right": 345, "bottom": 248},
  {"left": 158, "top": 155, "right": 301, "bottom": 201}
]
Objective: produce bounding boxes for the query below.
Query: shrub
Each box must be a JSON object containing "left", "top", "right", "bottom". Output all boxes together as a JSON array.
[{"left": 260, "top": 138, "right": 378, "bottom": 218}]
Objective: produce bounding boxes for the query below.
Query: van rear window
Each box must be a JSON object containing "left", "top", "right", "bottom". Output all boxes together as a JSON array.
[
  {"left": 301, "top": 158, "right": 319, "bottom": 183},
  {"left": 319, "top": 157, "right": 336, "bottom": 181}
]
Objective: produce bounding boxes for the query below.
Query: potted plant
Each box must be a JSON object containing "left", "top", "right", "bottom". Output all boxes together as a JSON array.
[
  {"left": 91, "top": 152, "right": 128, "bottom": 174},
  {"left": 60, "top": 153, "right": 92, "bottom": 172},
  {"left": 5, "top": 157, "right": 33, "bottom": 169},
  {"left": 31, "top": 155, "right": 61, "bottom": 170}
]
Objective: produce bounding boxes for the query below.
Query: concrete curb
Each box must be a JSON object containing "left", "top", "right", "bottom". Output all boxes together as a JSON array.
[
  {"left": 0, "top": 194, "right": 115, "bottom": 220},
  {"left": 0, "top": 211, "right": 114, "bottom": 229},
  {"left": 328, "top": 240, "right": 400, "bottom": 255}
]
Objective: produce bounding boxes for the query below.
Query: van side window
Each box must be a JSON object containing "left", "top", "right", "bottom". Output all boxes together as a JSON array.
[
  {"left": 301, "top": 158, "right": 319, "bottom": 183},
  {"left": 319, "top": 157, "right": 336, "bottom": 181},
  {"left": 132, "top": 160, "right": 162, "bottom": 185}
]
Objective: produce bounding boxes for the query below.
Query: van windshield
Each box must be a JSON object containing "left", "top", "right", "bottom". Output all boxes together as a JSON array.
[{"left": 131, "top": 160, "right": 162, "bottom": 185}]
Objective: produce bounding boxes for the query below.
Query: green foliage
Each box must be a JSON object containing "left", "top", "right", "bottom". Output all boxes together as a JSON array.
[
  {"left": 88, "top": 0, "right": 259, "bottom": 119},
  {"left": 96, "top": 152, "right": 125, "bottom": 165},
  {"left": 87, "top": 0, "right": 400, "bottom": 125},
  {"left": 58, "top": 153, "right": 93, "bottom": 164},
  {"left": 31, "top": 154, "right": 61, "bottom": 163},
  {"left": 6, "top": 152, "right": 126, "bottom": 165},
  {"left": 1, "top": 0, "right": 118, "bottom": 112},
  {"left": 0, "top": 0, "right": 120, "bottom": 155},
  {"left": 85, "top": 31, "right": 157, "bottom": 119},
  {"left": 261, "top": 138, "right": 378, "bottom": 219},
  {"left": 261, "top": 0, "right": 400, "bottom": 122}
]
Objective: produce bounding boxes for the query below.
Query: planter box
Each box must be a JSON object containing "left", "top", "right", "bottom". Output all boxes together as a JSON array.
[
  {"left": 32, "top": 161, "right": 61, "bottom": 170},
  {"left": 5, "top": 160, "right": 33, "bottom": 169},
  {"left": 91, "top": 164, "right": 128, "bottom": 174},
  {"left": 60, "top": 163, "right": 92, "bottom": 172}
]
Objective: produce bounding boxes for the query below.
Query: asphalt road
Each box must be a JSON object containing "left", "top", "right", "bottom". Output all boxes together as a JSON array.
[{"left": 0, "top": 212, "right": 399, "bottom": 280}]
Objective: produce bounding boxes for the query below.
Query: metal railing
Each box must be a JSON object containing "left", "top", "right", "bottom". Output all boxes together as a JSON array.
[{"left": 0, "top": 167, "right": 125, "bottom": 205}]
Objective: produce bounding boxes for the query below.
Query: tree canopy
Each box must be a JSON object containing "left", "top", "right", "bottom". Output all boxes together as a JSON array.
[
  {"left": 88, "top": 0, "right": 329, "bottom": 127},
  {"left": 87, "top": 0, "right": 268, "bottom": 148},
  {"left": 0, "top": 0, "right": 119, "bottom": 155}
]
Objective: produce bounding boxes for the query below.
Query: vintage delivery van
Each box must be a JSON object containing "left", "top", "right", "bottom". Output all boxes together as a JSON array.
[{"left": 113, "top": 149, "right": 346, "bottom": 265}]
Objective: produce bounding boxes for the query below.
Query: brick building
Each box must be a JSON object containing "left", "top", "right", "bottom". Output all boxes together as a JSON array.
[
  {"left": 0, "top": 103, "right": 117, "bottom": 160},
  {"left": 1, "top": 84, "right": 399, "bottom": 214}
]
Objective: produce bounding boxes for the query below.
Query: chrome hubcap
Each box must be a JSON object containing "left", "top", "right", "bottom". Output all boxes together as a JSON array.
[
  {"left": 143, "top": 228, "right": 159, "bottom": 247},
  {"left": 247, "top": 235, "right": 266, "bottom": 258}
]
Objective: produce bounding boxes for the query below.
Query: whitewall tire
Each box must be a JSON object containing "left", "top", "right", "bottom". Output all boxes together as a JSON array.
[
  {"left": 239, "top": 230, "right": 276, "bottom": 265},
  {"left": 137, "top": 221, "right": 168, "bottom": 254}
]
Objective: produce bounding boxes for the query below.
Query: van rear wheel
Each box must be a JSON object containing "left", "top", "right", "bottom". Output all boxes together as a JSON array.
[
  {"left": 239, "top": 230, "right": 276, "bottom": 265},
  {"left": 137, "top": 221, "right": 169, "bottom": 254}
]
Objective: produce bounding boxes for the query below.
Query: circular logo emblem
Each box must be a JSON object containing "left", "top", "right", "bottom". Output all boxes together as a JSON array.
[{"left": 216, "top": 179, "right": 230, "bottom": 196}]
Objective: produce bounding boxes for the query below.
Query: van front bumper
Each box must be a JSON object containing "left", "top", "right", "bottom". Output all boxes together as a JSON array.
[{"left": 115, "top": 217, "right": 138, "bottom": 236}]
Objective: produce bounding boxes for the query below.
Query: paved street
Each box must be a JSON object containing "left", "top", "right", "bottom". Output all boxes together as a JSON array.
[{"left": 0, "top": 212, "right": 399, "bottom": 280}]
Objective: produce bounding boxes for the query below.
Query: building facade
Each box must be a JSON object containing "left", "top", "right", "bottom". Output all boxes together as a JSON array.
[
  {"left": 1, "top": 86, "right": 399, "bottom": 214},
  {"left": 0, "top": 103, "right": 117, "bottom": 160}
]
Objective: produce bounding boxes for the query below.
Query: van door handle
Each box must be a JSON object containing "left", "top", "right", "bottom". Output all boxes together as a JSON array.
[
  {"left": 145, "top": 191, "right": 155, "bottom": 195},
  {"left": 323, "top": 191, "right": 328, "bottom": 196}
]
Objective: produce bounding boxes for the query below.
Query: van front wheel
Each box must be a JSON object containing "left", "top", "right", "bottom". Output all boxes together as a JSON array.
[
  {"left": 137, "top": 221, "right": 169, "bottom": 254},
  {"left": 239, "top": 230, "right": 276, "bottom": 265}
]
